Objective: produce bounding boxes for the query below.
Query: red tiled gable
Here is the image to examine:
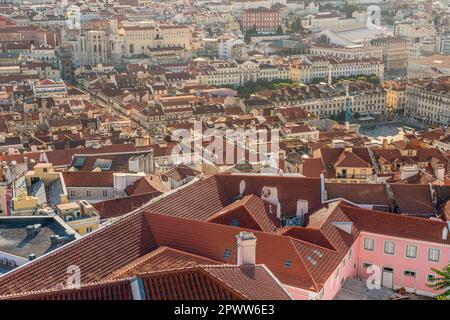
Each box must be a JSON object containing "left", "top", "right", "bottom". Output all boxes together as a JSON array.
[
  {"left": 125, "top": 177, "right": 160, "bottom": 196},
  {"left": 207, "top": 194, "right": 281, "bottom": 233},
  {"left": 416, "top": 148, "right": 449, "bottom": 165},
  {"left": 279, "top": 227, "right": 336, "bottom": 250},
  {"left": 373, "top": 149, "right": 403, "bottom": 163},
  {"left": 62, "top": 171, "right": 114, "bottom": 188},
  {"left": 200, "top": 264, "right": 292, "bottom": 300},
  {"left": 318, "top": 148, "right": 372, "bottom": 177},
  {"left": 290, "top": 204, "right": 359, "bottom": 285},
  {"left": 145, "top": 212, "right": 318, "bottom": 291},
  {"left": 161, "top": 164, "right": 201, "bottom": 182},
  {"left": 334, "top": 151, "right": 371, "bottom": 168}
]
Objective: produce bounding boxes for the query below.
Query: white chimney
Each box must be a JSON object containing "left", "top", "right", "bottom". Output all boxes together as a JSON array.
[
  {"left": 130, "top": 277, "right": 145, "bottom": 300},
  {"left": 239, "top": 179, "right": 246, "bottom": 196},
  {"left": 296, "top": 199, "right": 308, "bottom": 220},
  {"left": 236, "top": 231, "right": 257, "bottom": 266},
  {"left": 435, "top": 167, "right": 445, "bottom": 181},
  {"left": 443, "top": 226, "right": 449, "bottom": 241},
  {"left": 400, "top": 166, "right": 419, "bottom": 180},
  {"left": 276, "top": 201, "right": 282, "bottom": 220},
  {"left": 320, "top": 173, "right": 325, "bottom": 203}
]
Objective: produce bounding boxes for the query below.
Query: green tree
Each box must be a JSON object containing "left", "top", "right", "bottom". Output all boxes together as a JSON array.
[
  {"left": 342, "top": 2, "right": 359, "bottom": 19},
  {"left": 276, "top": 25, "right": 283, "bottom": 35},
  {"left": 428, "top": 264, "right": 450, "bottom": 300},
  {"left": 244, "top": 27, "right": 258, "bottom": 44},
  {"left": 289, "top": 16, "right": 304, "bottom": 34}
]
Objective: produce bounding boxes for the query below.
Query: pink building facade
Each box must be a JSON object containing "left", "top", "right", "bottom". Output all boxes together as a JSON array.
[
  {"left": 283, "top": 231, "right": 448, "bottom": 299},
  {"left": 357, "top": 232, "right": 449, "bottom": 297}
]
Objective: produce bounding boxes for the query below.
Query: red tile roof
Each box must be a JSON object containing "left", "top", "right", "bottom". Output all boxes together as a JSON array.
[
  {"left": 207, "top": 195, "right": 280, "bottom": 232},
  {"left": 93, "top": 192, "right": 161, "bottom": 219},
  {"left": 325, "top": 183, "right": 389, "bottom": 206},
  {"left": 1, "top": 264, "right": 292, "bottom": 300},
  {"left": 390, "top": 184, "right": 437, "bottom": 216},
  {"left": 0, "top": 144, "right": 138, "bottom": 167},
  {"left": 301, "top": 158, "right": 325, "bottom": 177},
  {"left": 334, "top": 151, "right": 371, "bottom": 168},
  {"left": 106, "top": 246, "right": 221, "bottom": 279},
  {"left": 62, "top": 171, "right": 114, "bottom": 188},
  {"left": 145, "top": 212, "right": 319, "bottom": 291},
  {"left": 1, "top": 278, "right": 134, "bottom": 300},
  {"left": 0, "top": 174, "right": 447, "bottom": 298},
  {"left": 0, "top": 212, "right": 155, "bottom": 295},
  {"left": 125, "top": 177, "right": 161, "bottom": 196},
  {"left": 341, "top": 205, "right": 450, "bottom": 245}
]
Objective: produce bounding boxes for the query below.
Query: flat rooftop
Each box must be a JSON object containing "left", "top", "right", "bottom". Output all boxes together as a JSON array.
[{"left": 0, "top": 216, "right": 77, "bottom": 260}]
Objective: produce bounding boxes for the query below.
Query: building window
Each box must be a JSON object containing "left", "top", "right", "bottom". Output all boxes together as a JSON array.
[
  {"left": 362, "top": 262, "right": 372, "bottom": 269},
  {"left": 364, "top": 237, "right": 375, "bottom": 251},
  {"left": 86, "top": 227, "right": 93, "bottom": 233},
  {"left": 102, "top": 190, "right": 108, "bottom": 198},
  {"left": 426, "top": 274, "right": 436, "bottom": 284},
  {"left": 405, "top": 245, "right": 417, "bottom": 258},
  {"left": 284, "top": 260, "right": 292, "bottom": 268},
  {"left": 230, "top": 219, "right": 240, "bottom": 227},
  {"left": 384, "top": 241, "right": 395, "bottom": 255},
  {"left": 428, "top": 248, "right": 440, "bottom": 262},
  {"left": 69, "top": 190, "right": 75, "bottom": 197},
  {"left": 404, "top": 270, "right": 416, "bottom": 277},
  {"left": 348, "top": 248, "right": 352, "bottom": 259},
  {"left": 86, "top": 190, "right": 92, "bottom": 198}
]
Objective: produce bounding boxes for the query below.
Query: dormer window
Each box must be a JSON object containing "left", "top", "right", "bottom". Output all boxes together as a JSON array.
[
  {"left": 230, "top": 219, "right": 240, "bottom": 227},
  {"left": 223, "top": 248, "right": 232, "bottom": 259},
  {"left": 284, "top": 260, "right": 292, "bottom": 268}
]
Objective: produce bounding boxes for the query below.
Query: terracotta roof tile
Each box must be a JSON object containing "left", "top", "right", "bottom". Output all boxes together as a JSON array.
[
  {"left": 62, "top": 171, "right": 114, "bottom": 188},
  {"left": 106, "top": 246, "right": 221, "bottom": 280},
  {"left": 341, "top": 204, "right": 450, "bottom": 245},
  {"left": 390, "top": 184, "right": 437, "bottom": 215},
  {"left": 325, "top": 183, "right": 389, "bottom": 206},
  {"left": 93, "top": 192, "right": 161, "bottom": 219}
]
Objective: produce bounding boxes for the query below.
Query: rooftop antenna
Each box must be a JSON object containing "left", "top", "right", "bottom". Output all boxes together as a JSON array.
[{"left": 344, "top": 81, "right": 350, "bottom": 130}]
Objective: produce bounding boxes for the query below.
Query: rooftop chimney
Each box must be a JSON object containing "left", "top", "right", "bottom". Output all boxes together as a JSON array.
[
  {"left": 236, "top": 231, "right": 257, "bottom": 266},
  {"left": 320, "top": 173, "right": 325, "bottom": 203},
  {"left": 296, "top": 199, "right": 308, "bottom": 220},
  {"left": 443, "top": 225, "right": 449, "bottom": 241},
  {"left": 239, "top": 179, "right": 246, "bottom": 196},
  {"left": 276, "top": 202, "right": 282, "bottom": 220}
]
